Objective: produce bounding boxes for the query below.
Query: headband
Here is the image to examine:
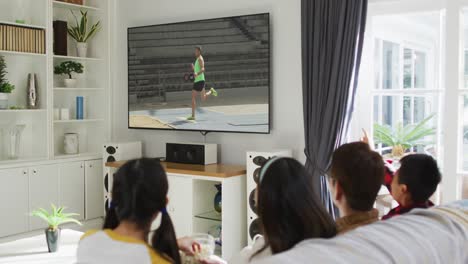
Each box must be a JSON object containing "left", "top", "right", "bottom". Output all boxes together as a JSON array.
[{"left": 258, "top": 156, "right": 283, "bottom": 183}]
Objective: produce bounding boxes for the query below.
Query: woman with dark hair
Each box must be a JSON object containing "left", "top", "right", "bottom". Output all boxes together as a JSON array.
[
  {"left": 203, "top": 157, "right": 337, "bottom": 264},
  {"left": 77, "top": 158, "right": 197, "bottom": 264}
]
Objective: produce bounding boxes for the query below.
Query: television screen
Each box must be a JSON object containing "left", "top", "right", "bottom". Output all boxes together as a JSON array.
[{"left": 128, "top": 13, "right": 270, "bottom": 134}]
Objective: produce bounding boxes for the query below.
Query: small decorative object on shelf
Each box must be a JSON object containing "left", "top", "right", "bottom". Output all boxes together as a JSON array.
[
  {"left": 27, "top": 73, "right": 39, "bottom": 109},
  {"left": 31, "top": 204, "right": 82, "bottom": 253},
  {"left": 373, "top": 113, "right": 436, "bottom": 158},
  {"left": 2, "top": 124, "right": 26, "bottom": 160},
  {"left": 0, "top": 55, "right": 15, "bottom": 109},
  {"left": 76, "top": 96, "right": 84, "bottom": 119},
  {"left": 54, "top": 61, "right": 84, "bottom": 88},
  {"left": 214, "top": 184, "right": 222, "bottom": 213},
  {"left": 53, "top": 21, "right": 68, "bottom": 56},
  {"left": 68, "top": 11, "right": 101, "bottom": 57},
  {"left": 64, "top": 133, "right": 79, "bottom": 154},
  {"left": 60, "top": 108, "right": 70, "bottom": 120}
]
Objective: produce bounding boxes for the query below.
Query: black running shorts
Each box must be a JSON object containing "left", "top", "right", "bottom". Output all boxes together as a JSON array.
[{"left": 193, "top": 81, "right": 206, "bottom": 92}]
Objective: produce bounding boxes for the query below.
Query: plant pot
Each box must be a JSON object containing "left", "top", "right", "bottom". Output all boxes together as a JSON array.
[
  {"left": 45, "top": 228, "right": 61, "bottom": 253},
  {"left": 391, "top": 145, "right": 406, "bottom": 158},
  {"left": 64, "top": 79, "right": 77, "bottom": 88},
  {"left": 76, "top": 42, "right": 88, "bottom": 57},
  {"left": 0, "top": 93, "right": 8, "bottom": 109}
]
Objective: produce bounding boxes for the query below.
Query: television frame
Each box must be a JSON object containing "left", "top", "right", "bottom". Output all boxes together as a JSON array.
[{"left": 127, "top": 13, "right": 271, "bottom": 135}]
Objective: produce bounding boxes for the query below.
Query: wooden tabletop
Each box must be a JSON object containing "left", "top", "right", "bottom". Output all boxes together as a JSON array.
[{"left": 105, "top": 160, "right": 246, "bottom": 178}]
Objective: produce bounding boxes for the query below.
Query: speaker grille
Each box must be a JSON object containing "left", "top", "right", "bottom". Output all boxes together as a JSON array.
[
  {"left": 249, "top": 218, "right": 261, "bottom": 239},
  {"left": 107, "top": 156, "right": 116, "bottom": 163},
  {"left": 106, "top": 146, "right": 116, "bottom": 155},
  {"left": 249, "top": 189, "right": 257, "bottom": 214}
]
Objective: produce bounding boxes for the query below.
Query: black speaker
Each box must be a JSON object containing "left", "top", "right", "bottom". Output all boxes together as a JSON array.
[{"left": 166, "top": 143, "right": 217, "bottom": 165}]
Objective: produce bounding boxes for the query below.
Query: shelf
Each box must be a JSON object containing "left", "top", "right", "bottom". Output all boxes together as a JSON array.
[
  {"left": 0, "top": 50, "right": 46, "bottom": 57},
  {"left": 52, "top": 1, "right": 101, "bottom": 12},
  {"left": 54, "top": 152, "right": 101, "bottom": 160},
  {"left": 53, "top": 55, "right": 103, "bottom": 62},
  {"left": 0, "top": 157, "right": 48, "bottom": 167},
  {"left": 0, "top": 109, "right": 47, "bottom": 113},
  {"left": 194, "top": 211, "right": 222, "bottom": 222},
  {"left": 54, "top": 119, "right": 104, "bottom": 124},
  {"left": 54, "top": 87, "right": 104, "bottom": 91},
  {"left": 0, "top": 21, "right": 46, "bottom": 30}
]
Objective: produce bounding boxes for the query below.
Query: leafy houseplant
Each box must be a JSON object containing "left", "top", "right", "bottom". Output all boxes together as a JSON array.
[
  {"left": 373, "top": 114, "right": 436, "bottom": 158},
  {"left": 31, "top": 204, "right": 82, "bottom": 253},
  {"left": 54, "top": 61, "right": 84, "bottom": 88},
  {"left": 0, "top": 55, "right": 15, "bottom": 109},
  {"left": 68, "top": 11, "right": 101, "bottom": 57}
]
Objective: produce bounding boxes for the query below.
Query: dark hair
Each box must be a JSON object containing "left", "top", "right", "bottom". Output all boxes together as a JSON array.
[
  {"left": 195, "top": 45, "right": 202, "bottom": 53},
  {"left": 330, "top": 142, "right": 385, "bottom": 211},
  {"left": 398, "top": 154, "right": 441, "bottom": 203},
  {"left": 103, "top": 158, "right": 181, "bottom": 264},
  {"left": 255, "top": 157, "right": 337, "bottom": 256}
]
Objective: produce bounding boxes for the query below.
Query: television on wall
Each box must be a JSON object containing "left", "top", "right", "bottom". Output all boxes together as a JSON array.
[{"left": 128, "top": 13, "right": 270, "bottom": 134}]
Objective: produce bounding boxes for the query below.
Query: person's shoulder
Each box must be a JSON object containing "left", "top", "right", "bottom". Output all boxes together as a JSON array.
[
  {"left": 145, "top": 245, "right": 171, "bottom": 264},
  {"left": 80, "top": 229, "right": 100, "bottom": 241}
]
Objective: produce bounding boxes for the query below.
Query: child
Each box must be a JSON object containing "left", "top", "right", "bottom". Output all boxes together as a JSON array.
[
  {"left": 77, "top": 158, "right": 198, "bottom": 264},
  {"left": 383, "top": 154, "right": 441, "bottom": 220},
  {"left": 203, "top": 157, "right": 337, "bottom": 264}
]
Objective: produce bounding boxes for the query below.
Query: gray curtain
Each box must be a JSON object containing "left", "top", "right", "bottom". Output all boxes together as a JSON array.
[{"left": 301, "top": 0, "right": 368, "bottom": 217}]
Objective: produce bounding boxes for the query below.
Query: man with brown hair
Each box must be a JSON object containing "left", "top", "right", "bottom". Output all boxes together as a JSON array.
[{"left": 328, "top": 142, "right": 385, "bottom": 234}]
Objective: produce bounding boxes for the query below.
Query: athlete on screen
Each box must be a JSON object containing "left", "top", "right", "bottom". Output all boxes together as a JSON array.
[{"left": 187, "top": 46, "right": 217, "bottom": 121}]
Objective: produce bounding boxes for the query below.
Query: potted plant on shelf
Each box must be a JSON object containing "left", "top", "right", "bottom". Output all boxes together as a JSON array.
[
  {"left": 31, "top": 204, "right": 82, "bottom": 253},
  {"left": 0, "top": 55, "right": 15, "bottom": 110},
  {"left": 68, "top": 10, "right": 101, "bottom": 57},
  {"left": 54, "top": 61, "right": 84, "bottom": 88},
  {"left": 373, "top": 114, "right": 436, "bottom": 158}
]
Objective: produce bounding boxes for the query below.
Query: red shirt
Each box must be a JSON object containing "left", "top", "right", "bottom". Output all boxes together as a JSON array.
[{"left": 382, "top": 200, "right": 434, "bottom": 220}]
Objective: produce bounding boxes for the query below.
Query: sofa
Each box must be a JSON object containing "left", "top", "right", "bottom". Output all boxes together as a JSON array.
[{"left": 253, "top": 200, "right": 468, "bottom": 264}]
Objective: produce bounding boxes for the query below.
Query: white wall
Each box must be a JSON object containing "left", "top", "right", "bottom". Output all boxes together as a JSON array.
[{"left": 111, "top": 0, "right": 304, "bottom": 164}]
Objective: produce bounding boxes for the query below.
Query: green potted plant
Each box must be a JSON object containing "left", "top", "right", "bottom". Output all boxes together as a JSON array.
[
  {"left": 0, "top": 55, "right": 15, "bottom": 109},
  {"left": 54, "top": 61, "right": 84, "bottom": 88},
  {"left": 68, "top": 10, "right": 101, "bottom": 57},
  {"left": 373, "top": 114, "right": 436, "bottom": 158},
  {"left": 31, "top": 204, "right": 82, "bottom": 253}
]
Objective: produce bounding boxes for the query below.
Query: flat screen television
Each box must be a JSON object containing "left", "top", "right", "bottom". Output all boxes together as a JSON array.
[{"left": 128, "top": 13, "right": 270, "bottom": 134}]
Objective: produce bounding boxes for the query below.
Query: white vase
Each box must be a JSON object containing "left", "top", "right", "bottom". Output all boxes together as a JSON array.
[
  {"left": 0, "top": 93, "right": 8, "bottom": 109},
  {"left": 64, "top": 133, "right": 79, "bottom": 154},
  {"left": 3, "top": 124, "right": 26, "bottom": 160},
  {"left": 76, "top": 42, "right": 88, "bottom": 57},
  {"left": 64, "top": 79, "right": 77, "bottom": 88}
]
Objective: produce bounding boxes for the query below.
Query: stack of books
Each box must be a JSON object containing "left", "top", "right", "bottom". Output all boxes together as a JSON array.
[{"left": 0, "top": 24, "right": 46, "bottom": 54}]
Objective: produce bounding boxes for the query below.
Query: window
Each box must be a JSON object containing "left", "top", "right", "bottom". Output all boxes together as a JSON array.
[{"left": 372, "top": 37, "right": 440, "bottom": 157}]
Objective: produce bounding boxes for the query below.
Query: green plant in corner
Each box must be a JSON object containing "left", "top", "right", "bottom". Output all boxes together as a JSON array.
[
  {"left": 373, "top": 114, "right": 436, "bottom": 158},
  {"left": 0, "top": 55, "right": 15, "bottom": 94},
  {"left": 67, "top": 10, "right": 101, "bottom": 43},
  {"left": 31, "top": 204, "right": 82, "bottom": 231},
  {"left": 54, "top": 61, "right": 84, "bottom": 79}
]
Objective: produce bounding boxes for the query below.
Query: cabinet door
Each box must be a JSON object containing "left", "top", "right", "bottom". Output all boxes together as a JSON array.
[
  {"left": 164, "top": 175, "right": 193, "bottom": 237},
  {"left": 59, "top": 161, "right": 85, "bottom": 221},
  {"left": 85, "top": 159, "right": 104, "bottom": 220},
  {"left": 29, "top": 165, "right": 60, "bottom": 230},
  {"left": 0, "top": 168, "right": 29, "bottom": 237}
]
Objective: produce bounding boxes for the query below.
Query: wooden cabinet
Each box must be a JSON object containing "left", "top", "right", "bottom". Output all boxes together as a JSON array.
[
  {"left": 29, "top": 165, "right": 60, "bottom": 230},
  {"left": 59, "top": 161, "right": 85, "bottom": 221},
  {"left": 85, "top": 159, "right": 104, "bottom": 220},
  {"left": 0, "top": 168, "right": 29, "bottom": 237}
]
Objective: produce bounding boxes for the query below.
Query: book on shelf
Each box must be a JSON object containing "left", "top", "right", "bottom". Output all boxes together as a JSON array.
[{"left": 0, "top": 24, "right": 45, "bottom": 54}]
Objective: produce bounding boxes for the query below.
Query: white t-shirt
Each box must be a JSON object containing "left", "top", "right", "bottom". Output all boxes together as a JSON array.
[
  {"left": 228, "top": 235, "right": 271, "bottom": 264},
  {"left": 76, "top": 229, "right": 170, "bottom": 264}
]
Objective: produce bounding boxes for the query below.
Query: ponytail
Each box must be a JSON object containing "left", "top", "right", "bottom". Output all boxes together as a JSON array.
[{"left": 152, "top": 210, "right": 181, "bottom": 264}]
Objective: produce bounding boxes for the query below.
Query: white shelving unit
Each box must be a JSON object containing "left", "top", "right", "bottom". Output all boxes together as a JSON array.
[
  {"left": 0, "top": 0, "right": 111, "bottom": 163},
  {"left": 0, "top": 0, "right": 110, "bottom": 240}
]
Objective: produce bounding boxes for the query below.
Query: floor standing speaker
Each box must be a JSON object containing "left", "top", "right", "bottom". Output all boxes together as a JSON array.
[
  {"left": 103, "top": 142, "right": 142, "bottom": 214},
  {"left": 246, "top": 150, "right": 292, "bottom": 245}
]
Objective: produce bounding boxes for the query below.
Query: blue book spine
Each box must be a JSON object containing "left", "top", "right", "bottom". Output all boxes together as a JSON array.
[{"left": 76, "top": 96, "right": 84, "bottom": 120}]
